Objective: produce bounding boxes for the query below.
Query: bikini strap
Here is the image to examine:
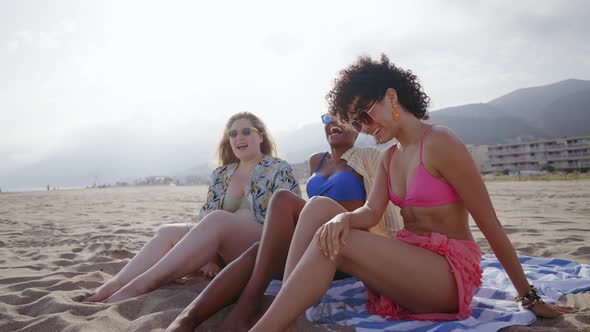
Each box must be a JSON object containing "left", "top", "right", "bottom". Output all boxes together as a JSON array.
[
  {"left": 419, "top": 125, "right": 434, "bottom": 163},
  {"left": 314, "top": 152, "right": 329, "bottom": 173}
]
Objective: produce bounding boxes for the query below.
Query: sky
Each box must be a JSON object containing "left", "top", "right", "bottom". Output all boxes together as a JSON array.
[{"left": 1, "top": 0, "right": 589, "bottom": 182}]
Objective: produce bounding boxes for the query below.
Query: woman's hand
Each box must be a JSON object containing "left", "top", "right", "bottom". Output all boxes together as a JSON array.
[
  {"left": 530, "top": 302, "right": 575, "bottom": 318},
  {"left": 200, "top": 262, "right": 221, "bottom": 278},
  {"left": 316, "top": 213, "right": 351, "bottom": 260}
]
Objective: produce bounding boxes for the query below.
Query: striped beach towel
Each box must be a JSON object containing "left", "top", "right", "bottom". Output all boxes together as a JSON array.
[{"left": 266, "top": 255, "right": 590, "bottom": 331}]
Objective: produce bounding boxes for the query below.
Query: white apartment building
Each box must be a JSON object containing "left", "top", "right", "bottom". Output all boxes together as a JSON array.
[{"left": 486, "top": 135, "right": 590, "bottom": 173}]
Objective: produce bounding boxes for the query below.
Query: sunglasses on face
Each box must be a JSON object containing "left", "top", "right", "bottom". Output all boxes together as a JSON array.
[
  {"left": 351, "top": 97, "right": 381, "bottom": 133},
  {"left": 321, "top": 114, "right": 334, "bottom": 125},
  {"left": 227, "top": 127, "right": 260, "bottom": 138}
]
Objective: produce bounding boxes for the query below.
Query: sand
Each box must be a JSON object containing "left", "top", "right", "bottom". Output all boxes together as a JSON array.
[{"left": 0, "top": 181, "right": 589, "bottom": 331}]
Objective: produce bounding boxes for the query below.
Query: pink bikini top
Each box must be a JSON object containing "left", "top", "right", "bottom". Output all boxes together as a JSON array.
[{"left": 387, "top": 125, "right": 461, "bottom": 208}]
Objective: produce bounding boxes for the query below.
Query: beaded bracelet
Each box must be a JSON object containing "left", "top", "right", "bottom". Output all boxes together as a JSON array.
[{"left": 514, "top": 284, "right": 544, "bottom": 309}]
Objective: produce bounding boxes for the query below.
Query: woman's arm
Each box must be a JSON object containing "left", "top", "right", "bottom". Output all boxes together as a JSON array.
[
  {"left": 197, "top": 167, "right": 225, "bottom": 222},
  {"left": 271, "top": 160, "right": 301, "bottom": 196},
  {"left": 429, "top": 127, "right": 572, "bottom": 317}
]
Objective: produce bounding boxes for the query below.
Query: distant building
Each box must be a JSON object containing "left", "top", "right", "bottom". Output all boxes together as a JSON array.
[
  {"left": 134, "top": 176, "right": 177, "bottom": 186},
  {"left": 486, "top": 135, "right": 590, "bottom": 173}
]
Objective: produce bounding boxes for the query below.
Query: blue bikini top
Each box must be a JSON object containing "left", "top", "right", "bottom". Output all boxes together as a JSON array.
[{"left": 306, "top": 152, "right": 366, "bottom": 201}]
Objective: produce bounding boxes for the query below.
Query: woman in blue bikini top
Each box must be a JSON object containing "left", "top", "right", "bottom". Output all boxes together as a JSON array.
[
  {"left": 307, "top": 150, "right": 366, "bottom": 201},
  {"left": 306, "top": 113, "right": 367, "bottom": 210},
  {"left": 167, "top": 113, "right": 402, "bottom": 332}
]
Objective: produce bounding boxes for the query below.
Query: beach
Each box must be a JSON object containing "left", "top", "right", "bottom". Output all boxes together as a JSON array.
[{"left": 0, "top": 181, "right": 589, "bottom": 331}]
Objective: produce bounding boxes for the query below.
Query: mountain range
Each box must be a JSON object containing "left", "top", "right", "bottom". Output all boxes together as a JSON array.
[
  {"left": 2, "top": 79, "right": 589, "bottom": 190},
  {"left": 430, "top": 79, "right": 590, "bottom": 145}
]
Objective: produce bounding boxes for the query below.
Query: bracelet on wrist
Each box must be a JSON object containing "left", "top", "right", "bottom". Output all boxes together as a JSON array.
[{"left": 514, "top": 284, "right": 544, "bottom": 309}]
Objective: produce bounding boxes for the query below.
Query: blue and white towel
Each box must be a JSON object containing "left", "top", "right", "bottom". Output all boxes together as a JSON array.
[{"left": 266, "top": 255, "right": 590, "bottom": 331}]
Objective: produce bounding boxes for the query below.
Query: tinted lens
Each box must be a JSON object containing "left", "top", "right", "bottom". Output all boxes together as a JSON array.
[
  {"left": 321, "top": 114, "right": 333, "bottom": 125},
  {"left": 242, "top": 127, "right": 252, "bottom": 135},
  {"left": 358, "top": 110, "right": 374, "bottom": 125},
  {"left": 228, "top": 129, "right": 238, "bottom": 138}
]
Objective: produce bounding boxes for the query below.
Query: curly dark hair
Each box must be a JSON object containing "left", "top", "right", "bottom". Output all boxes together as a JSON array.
[{"left": 326, "top": 54, "right": 430, "bottom": 122}]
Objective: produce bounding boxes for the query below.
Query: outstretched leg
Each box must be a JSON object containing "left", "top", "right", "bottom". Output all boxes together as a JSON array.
[
  {"left": 83, "top": 223, "right": 190, "bottom": 302},
  {"left": 251, "top": 229, "right": 458, "bottom": 332},
  {"left": 166, "top": 243, "right": 260, "bottom": 332},
  {"left": 221, "top": 190, "right": 306, "bottom": 331},
  {"left": 106, "top": 209, "right": 262, "bottom": 302}
]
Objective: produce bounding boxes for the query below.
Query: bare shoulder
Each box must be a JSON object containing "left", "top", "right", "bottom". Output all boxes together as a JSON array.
[
  {"left": 425, "top": 125, "right": 467, "bottom": 155},
  {"left": 424, "top": 125, "right": 474, "bottom": 175},
  {"left": 308, "top": 152, "right": 326, "bottom": 173}
]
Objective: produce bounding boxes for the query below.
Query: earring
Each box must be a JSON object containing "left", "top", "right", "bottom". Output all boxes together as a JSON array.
[
  {"left": 392, "top": 102, "right": 399, "bottom": 109},
  {"left": 393, "top": 112, "right": 401, "bottom": 120}
]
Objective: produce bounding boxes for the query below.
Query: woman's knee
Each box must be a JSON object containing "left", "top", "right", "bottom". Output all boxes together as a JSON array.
[
  {"left": 269, "top": 190, "right": 305, "bottom": 211},
  {"left": 197, "top": 210, "right": 248, "bottom": 242},
  {"left": 155, "top": 224, "right": 186, "bottom": 245},
  {"left": 298, "top": 196, "right": 342, "bottom": 227},
  {"left": 198, "top": 210, "right": 235, "bottom": 228},
  {"left": 304, "top": 196, "right": 340, "bottom": 211}
]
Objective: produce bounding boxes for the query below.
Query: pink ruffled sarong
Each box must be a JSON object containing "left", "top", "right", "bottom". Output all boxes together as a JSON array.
[{"left": 366, "top": 229, "right": 482, "bottom": 321}]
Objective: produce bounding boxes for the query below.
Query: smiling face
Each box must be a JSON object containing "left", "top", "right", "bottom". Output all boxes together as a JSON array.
[
  {"left": 228, "top": 117, "right": 263, "bottom": 162},
  {"left": 348, "top": 90, "right": 400, "bottom": 143},
  {"left": 324, "top": 115, "right": 358, "bottom": 150}
]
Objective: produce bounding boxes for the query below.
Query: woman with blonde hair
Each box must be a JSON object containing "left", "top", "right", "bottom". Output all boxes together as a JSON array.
[
  {"left": 167, "top": 113, "right": 402, "bottom": 332},
  {"left": 83, "top": 112, "right": 300, "bottom": 303}
]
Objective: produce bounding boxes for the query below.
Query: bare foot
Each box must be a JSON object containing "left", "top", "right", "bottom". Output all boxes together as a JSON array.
[
  {"left": 105, "top": 281, "right": 150, "bottom": 303},
  {"left": 82, "top": 278, "right": 124, "bottom": 303}
]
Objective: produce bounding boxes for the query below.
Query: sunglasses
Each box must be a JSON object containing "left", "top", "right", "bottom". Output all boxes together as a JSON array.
[
  {"left": 351, "top": 97, "right": 381, "bottom": 133},
  {"left": 227, "top": 127, "right": 260, "bottom": 138},
  {"left": 321, "top": 113, "right": 334, "bottom": 125}
]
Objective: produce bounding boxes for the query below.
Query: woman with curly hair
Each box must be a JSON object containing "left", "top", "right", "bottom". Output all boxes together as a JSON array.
[
  {"left": 166, "top": 113, "right": 401, "bottom": 332},
  {"left": 250, "top": 55, "right": 573, "bottom": 331},
  {"left": 82, "top": 112, "right": 300, "bottom": 303}
]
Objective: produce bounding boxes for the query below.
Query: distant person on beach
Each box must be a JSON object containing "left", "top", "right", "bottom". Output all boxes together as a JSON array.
[
  {"left": 167, "top": 114, "right": 402, "bottom": 331},
  {"left": 249, "top": 55, "right": 574, "bottom": 331},
  {"left": 82, "top": 112, "right": 300, "bottom": 303}
]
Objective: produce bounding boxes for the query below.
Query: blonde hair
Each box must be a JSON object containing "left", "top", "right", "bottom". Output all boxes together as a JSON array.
[{"left": 217, "top": 112, "right": 277, "bottom": 166}]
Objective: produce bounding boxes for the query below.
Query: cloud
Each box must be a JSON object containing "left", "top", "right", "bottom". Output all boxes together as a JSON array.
[{"left": 1, "top": 0, "right": 589, "bottom": 188}]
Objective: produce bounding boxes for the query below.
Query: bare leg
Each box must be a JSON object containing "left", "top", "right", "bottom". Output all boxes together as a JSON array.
[
  {"left": 282, "top": 196, "right": 347, "bottom": 282},
  {"left": 83, "top": 223, "right": 189, "bottom": 302},
  {"left": 251, "top": 230, "right": 458, "bottom": 331},
  {"left": 166, "top": 243, "right": 260, "bottom": 332},
  {"left": 221, "top": 190, "right": 306, "bottom": 331},
  {"left": 106, "top": 209, "right": 262, "bottom": 302}
]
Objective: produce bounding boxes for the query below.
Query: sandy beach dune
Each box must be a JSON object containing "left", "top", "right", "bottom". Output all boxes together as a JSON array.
[{"left": 0, "top": 181, "right": 589, "bottom": 331}]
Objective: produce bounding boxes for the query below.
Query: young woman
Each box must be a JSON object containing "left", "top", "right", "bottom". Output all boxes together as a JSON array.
[
  {"left": 82, "top": 112, "right": 299, "bottom": 303},
  {"left": 250, "top": 55, "right": 574, "bottom": 331},
  {"left": 166, "top": 114, "right": 401, "bottom": 332}
]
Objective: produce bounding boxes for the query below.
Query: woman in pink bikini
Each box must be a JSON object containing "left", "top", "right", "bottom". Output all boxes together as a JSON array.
[{"left": 250, "top": 54, "right": 573, "bottom": 331}]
